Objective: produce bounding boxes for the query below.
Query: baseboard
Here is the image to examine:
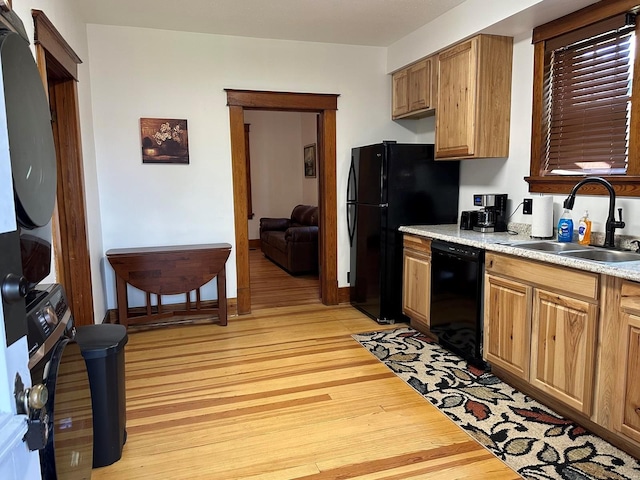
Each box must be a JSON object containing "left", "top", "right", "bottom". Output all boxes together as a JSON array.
[
  {"left": 249, "top": 239, "right": 261, "bottom": 249},
  {"left": 338, "top": 286, "right": 351, "bottom": 304},
  {"left": 104, "top": 298, "right": 239, "bottom": 325}
]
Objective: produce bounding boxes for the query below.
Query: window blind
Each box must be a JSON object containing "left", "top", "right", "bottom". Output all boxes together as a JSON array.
[{"left": 542, "top": 14, "right": 635, "bottom": 175}]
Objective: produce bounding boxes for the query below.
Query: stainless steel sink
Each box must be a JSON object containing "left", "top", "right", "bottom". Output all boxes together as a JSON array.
[
  {"left": 512, "top": 241, "right": 593, "bottom": 253},
  {"left": 509, "top": 240, "right": 640, "bottom": 263},
  {"left": 558, "top": 249, "right": 640, "bottom": 262}
]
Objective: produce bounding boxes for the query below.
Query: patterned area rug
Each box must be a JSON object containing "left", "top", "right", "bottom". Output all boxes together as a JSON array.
[{"left": 353, "top": 327, "right": 640, "bottom": 480}]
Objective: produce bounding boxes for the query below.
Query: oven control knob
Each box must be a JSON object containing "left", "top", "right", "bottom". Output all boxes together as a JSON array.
[
  {"left": 40, "top": 304, "right": 58, "bottom": 328},
  {"left": 1, "top": 273, "right": 29, "bottom": 303}
]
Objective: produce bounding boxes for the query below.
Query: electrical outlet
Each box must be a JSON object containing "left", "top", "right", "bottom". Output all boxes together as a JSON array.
[{"left": 523, "top": 198, "right": 533, "bottom": 215}]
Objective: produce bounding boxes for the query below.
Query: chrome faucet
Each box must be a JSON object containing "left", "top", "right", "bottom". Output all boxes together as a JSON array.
[{"left": 563, "top": 177, "right": 625, "bottom": 248}]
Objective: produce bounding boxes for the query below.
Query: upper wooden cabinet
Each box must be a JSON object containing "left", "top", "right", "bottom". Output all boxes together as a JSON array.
[
  {"left": 435, "top": 34, "right": 513, "bottom": 160},
  {"left": 392, "top": 57, "right": 435, "bottom": 120}
]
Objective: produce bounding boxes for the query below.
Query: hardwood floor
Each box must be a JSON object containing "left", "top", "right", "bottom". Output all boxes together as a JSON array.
[
  {"left": 91, "top": 304, "right": 520, "bottom": 479},
  {"left": 249, "top": 248, "right": 320, "bottom": 309}
]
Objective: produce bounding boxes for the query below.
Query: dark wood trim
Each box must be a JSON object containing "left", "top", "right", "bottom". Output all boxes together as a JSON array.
[
  {"left": 226, "top": 89, "right": 338, "bottom": 111},
  {"left": 248, "top": 239, "right": 261, "bottom": 249},
  {"left": 532, "top": 0, "right": 640, "bottom": 43},
  {"left": 529, "top": 41, "right": 545, "bottom": 180},
  {"left": 244, "top": 124, "right": 254, "bottom": 219},
  {"left": 338, "top": 286, "right": 351, "bottom": 304},
  {"left": 33, "top": 14, "right": 94, "bottom": 326},
  {"left": 319, "top": 109, "right": 338, "bottom": 305},
  {"left": 48, "top": 79, "right": 95, "bottom": 325},
  {"left": 526, "top": 175, "right": 640, "bottom": 197},
  {"left": 229, "top": 105, "right": 252, "bottom": 314},
  {"left": 227, "top": 89, "right": 339, "bottom": 313},
  {"left": 32, "top": 9, "right": 82, "bottom": 81},
  {"left": 628, "top": 21, "right": 640, "bottom": 176}
]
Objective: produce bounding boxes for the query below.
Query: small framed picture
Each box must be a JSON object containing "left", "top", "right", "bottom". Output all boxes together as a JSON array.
[
  {"left": 140, "top": 118, "right": 189, "bottom": 164},
  {"left": 304, "top": 143, "right": 316, "bottom": 178}
]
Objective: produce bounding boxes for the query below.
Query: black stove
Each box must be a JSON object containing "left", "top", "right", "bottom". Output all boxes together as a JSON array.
[{"left": 26, "top": 284, "right": 74, "bottom": 372}]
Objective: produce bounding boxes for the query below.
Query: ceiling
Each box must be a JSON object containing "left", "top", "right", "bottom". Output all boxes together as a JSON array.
[{"left": 73, "top": 0, "right": 468, "bottom": 47}]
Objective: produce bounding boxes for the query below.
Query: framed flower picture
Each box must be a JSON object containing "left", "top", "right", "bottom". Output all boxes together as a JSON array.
[
  {"left": 304, "top": 143, "right": 316, "bottom": 178},
  {"left": 140, "top": 118, "right": 189, "bottom": 164}
]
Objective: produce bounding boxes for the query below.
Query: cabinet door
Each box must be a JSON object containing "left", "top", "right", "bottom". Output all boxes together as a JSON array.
[
  {"left": 392, "top": 69, "right": 409, "bottom": 118},
  {"left": 617, "top": 312, "right": 640, "bottom": 443},
  {"left": 402, "top": 249, "right": 431, "bottom": 331},
  {"left": 436, "top": 37, "right": 477, "bottom": 158},
  {"left": 530, "top": 290, "right": 598, "bottom": 415},
  {"left": 408, "top": 58, "right": 432, "bottom": 111},
  {"left": 484, "top": 274, "right": 532, "bottom": 379}
]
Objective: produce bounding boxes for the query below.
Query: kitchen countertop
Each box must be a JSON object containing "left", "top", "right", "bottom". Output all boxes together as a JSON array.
[{"left": 400, "top": 224, "right": 640, "bottom": 282}]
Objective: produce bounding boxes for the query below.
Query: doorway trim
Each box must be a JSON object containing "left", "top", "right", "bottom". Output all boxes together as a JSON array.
[
  {"left": 33, "top": 10, "right": 95, "bottom": 326},
  {"left": 226, "top": 89, "right": 339, "bottom": 314}
]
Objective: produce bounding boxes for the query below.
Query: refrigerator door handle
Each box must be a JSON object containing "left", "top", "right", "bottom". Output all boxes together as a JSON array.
[
  {"left": 347, "top": 203, "right": 356, "bottom": 246},
  {"left": 347, "top": 158, "right": 357, "bottom": 203},
  {"left": 347, "top": 158, "right": 357, "bottom": 246}
]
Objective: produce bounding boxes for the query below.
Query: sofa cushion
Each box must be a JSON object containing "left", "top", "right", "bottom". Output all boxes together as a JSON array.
[
  {"left": 261, "top": 230, "right": 287, "bottom": 254},
  {"left": 291, "top": 205, "right": 318, "bottom": 227}
]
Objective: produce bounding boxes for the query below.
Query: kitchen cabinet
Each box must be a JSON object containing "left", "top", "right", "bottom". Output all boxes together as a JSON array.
[
  {"left": 615, "top": 281, "right": 640, "bottom": 444},
  {"left": 484, "top": 274, "right": 532, "bottom": 379},
  {"left": 435, "top": 34, "right": 513, "bottom": 159},
  {"left": 484, "top": 252, "right": 599, "bottom": 415},
  {"left": 402, "top": 235, "right": 432, "bottom": 332},
  {"left": 392, "top": 57, "right": 435, "bottom": 120}
]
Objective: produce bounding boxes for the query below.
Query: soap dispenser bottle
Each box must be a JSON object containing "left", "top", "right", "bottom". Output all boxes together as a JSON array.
[
  {"left": 557, "top": 208, "right": 574, "bottom": 242},
  {"left": 578, "top": 210, "right": 592, "bottom": 245}
]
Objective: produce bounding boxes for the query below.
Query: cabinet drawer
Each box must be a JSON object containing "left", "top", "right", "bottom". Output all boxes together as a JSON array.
[
  {"left": 620, "top": 280, "right": 640, "bottom": 314},
  {"left": 486, "top": 252, "right": 598, "bottom": 300},
  {"left": 403, "top": 235, "right": 431, "bottom": 254}
]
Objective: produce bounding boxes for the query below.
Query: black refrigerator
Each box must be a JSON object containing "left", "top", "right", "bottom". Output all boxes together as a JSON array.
[{"left": 347, "top": 142, "right": 460, "bottom": 324}]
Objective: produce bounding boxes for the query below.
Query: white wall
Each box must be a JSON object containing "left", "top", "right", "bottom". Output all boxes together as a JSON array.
[
  {"left": 245, "top": 110, "right": 318, "bottom": 240},
  {"left": 87, "top": 26, "right": 421, "bottom": 309}
]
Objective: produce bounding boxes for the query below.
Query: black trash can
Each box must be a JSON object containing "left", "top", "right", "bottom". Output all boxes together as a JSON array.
[{"left": 75, "top": 323, "right": 128, "bottom": 468}]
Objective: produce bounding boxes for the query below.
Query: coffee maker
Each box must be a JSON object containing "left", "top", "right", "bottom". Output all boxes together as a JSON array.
[{"left": 460, "top": 194, "right": 508, "bottom": 232}]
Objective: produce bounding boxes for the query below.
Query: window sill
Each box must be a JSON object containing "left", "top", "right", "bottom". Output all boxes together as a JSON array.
[{"left": 525, "top": 175, "right": 640, "bottom": 197}]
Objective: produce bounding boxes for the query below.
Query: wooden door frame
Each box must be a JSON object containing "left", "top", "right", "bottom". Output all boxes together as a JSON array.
[
  {"left": 226, "top": 89, "right": 339, "bottom": 314},
  {"left": 32, "top": 10, "right": 94, "bottom": 325}
]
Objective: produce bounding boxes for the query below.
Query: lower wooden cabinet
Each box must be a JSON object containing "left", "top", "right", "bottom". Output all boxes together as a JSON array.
[
  {"left": 530, "top": 289, "right": 598, "bottom": 414},
  {"left": 484, "top": 274, "right": 532, "bottom": 379},
  {"left": 484, "top": 253, "right": 599, "bottom": 415},
  {"left": 616, "top": 281, "right": 640, "bottom": 444},
  {"left": 402, "top": 235, "right": 431, "bottom": 332}
]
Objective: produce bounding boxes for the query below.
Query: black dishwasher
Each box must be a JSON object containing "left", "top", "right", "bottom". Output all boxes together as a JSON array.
[{"left": 430, "top": 240, "right": 486, "bottom": 368}]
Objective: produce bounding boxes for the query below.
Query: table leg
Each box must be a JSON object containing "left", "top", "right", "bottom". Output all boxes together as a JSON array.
[
  {"left": 115, "top": 277, "right": 129, "bottom": 328},
  {"left": 218, "top": 265, "right": 227, "bottom": 326}
]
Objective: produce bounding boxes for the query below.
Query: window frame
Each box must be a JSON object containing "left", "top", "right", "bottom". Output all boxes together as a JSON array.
[{"left": 526, "top": 0, "right": 640, "bottom": 197}]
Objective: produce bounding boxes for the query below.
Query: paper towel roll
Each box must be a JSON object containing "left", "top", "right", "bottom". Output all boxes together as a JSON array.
[{"left": 531, "top": 196, "right": 554, "bottom": 238}]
